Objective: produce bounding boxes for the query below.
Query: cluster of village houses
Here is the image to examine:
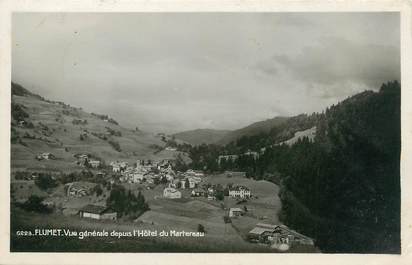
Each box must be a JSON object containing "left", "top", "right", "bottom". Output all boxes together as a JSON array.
[
  {"left": 59, "top": 155, "right": 254, "bottom": 202},
  {"left": 108, "top": 159, "right": 253, "bottom": 201},
  {"left": 110, "top": 159, "right": 178, "bottom": 185},
  {"left": 74, "top": 160, "right": 255, "bottom": 221},
  {"left": 31, "top": 153, "right": 314, "bottom": 250}
]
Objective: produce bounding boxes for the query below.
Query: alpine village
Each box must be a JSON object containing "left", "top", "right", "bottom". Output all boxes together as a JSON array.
[{"left": 10, "top": 81, "right": 400, "bottom": 253}]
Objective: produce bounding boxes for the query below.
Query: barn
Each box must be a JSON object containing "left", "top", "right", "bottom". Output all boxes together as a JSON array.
[
  {"left": 248, "top": 223, "right": 314, "bottom": 247},
  {"left": 79, "top": 204, "right": 117, "bottom": 221}
]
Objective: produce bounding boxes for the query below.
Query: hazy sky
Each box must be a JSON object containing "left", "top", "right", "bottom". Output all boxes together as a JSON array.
[{"left": 12, "top": 13, "right": 400, "bottom": 133}]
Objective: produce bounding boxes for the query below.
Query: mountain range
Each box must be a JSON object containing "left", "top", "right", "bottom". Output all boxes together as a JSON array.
[
  {"left": 173, "top": 116, "right": 290, "bottom": 146},
  {"left": 172, "top": 129, "right": 230, "bottom": 145}
]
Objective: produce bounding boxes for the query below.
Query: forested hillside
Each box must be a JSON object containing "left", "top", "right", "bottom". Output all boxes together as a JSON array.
[
  {"left": 183, "top": 81, "right": 400, "bottom": 253},
  {"left": 278, "top": 81, "right": 400, "bottom": 253},
  {"left": 217, "top": 116, "right": 290, "bottom": 145}
]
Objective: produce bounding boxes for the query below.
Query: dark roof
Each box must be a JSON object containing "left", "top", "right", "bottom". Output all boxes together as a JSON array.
[
  {"left": 80, "top": 204, "right": 108, "bottom": 214},
  {"left": 250, "top": 223, "right": 314, "bottom": 241},
  {"left": 249, "top": 227, "right": 276, "bottom": 235},
  {"left": 278, "top": 225, "right": 314, "bottom": 241},
  {"left": 229, "top": 185, "right": 250, "bottom": 191}
]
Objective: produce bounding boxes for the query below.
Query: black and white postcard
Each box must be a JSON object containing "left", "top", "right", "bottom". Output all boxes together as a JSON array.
[{"left": 0, "top": 1, "right": 411, "bottom": 265}]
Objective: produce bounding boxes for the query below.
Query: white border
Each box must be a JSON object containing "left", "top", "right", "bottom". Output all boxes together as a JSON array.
[{"left": 0, "top": 1, "right": 411, "bottom": 265}]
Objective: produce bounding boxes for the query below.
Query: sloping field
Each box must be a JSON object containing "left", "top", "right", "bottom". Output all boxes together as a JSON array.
[
  {"left": 11, "top": 93, "right": 190, "bottom": 172},
  {"left": 11, "top": 206, "right": 278, "bottom": 252},
  {"left": 148, "top": 199, "right": 222, "bottom": 219},
  {"left": 280, "top": 126, "right": 316, "bottom": 146},
  {"left": 204, "top": 175, "right": 282, "bottom": 233}
]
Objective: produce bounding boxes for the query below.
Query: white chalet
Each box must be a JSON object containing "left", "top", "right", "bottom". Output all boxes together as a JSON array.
[
  {"left": 228, "top": 186, "right": 251, "bottom": 199},
  {"left": 181, "top": 178, "right": 196, "bottom": 189},
  {"left": 112, "top": 165, "right": 121, "bottom": 173}
]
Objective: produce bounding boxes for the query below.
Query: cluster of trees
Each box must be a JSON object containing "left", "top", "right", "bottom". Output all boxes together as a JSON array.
[
  {"left": 91, "top": 113, "right": 110, "bottom": 120},
  {"left": 37, "top": 122, "right": 53, "bottom": 137},
  {"left": 197, "top": 224, "right": 205, "bottom": 233},
  {"left": 91, "top": 113, "right": 120, "bottom": 125},
  {"left": 108, "top": 139, "right": 122, "bottom": 152},
  {"left": 12, "top": 82, "right": 45, "bottom": 102},
  {"left": 14, "top": 171, "right": 35, "bottom": 180},
  {"left": 19, "top": 195, "right": 52, "bottom": 214},
  {"left": 72, "top": 119, "right": 88, "bottom": 125},
  {"left": 105, "top": 127, "right": 122, "bottom": 137},
  {"left": 34, "top": 174, "right": 58, "bottom": 191},
  {"left": 107, "top": 118, "right": 119, "bottom": 125},
  {"left": 92, "top": 185, "right": 104, "bottom": 197},
  {"left": 180, "top": 142, "right": 279, "bottom": 179},
  {"left": 185, "top": 144, "right": 222, "bottom": 172},
  {"left": 12, "top": 82, "right": 31, "bottom": 97},
  {"left": 11, "top": 103, "right": 29, "bottom": 121},
  {"left": 106, "top": 185, "right": 149, "bottom": 219},
  {"left": 59, "top": 170, "right": 112, "bottom": 188},
  {"left": 11, "top": 127, "right": 23, "bottom": 144},
  {"left": 173, "top": 154, "right": 189, "bottom": 172},
  {"left": 79, "top": 133, "right": 88, "bottom": 141},
  {"left": 91, "top": 131, "right": 108, "bottom": 141}
]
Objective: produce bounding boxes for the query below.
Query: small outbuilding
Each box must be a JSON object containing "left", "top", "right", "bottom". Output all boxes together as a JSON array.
[
  {"left": 191, "top": 189, "right": 206, "bottom": 197},
  {"left": 36, "top": 152, "right": 55, "bottom": 160},
  {"left": 163, "top": 187, "right": 182, "bottom": 199},
  {"left": 88, "top": 160, "right": 101, "bottom": 168},
  {"left": 228, "top": 207, "right": 244, "bottom": 218}
]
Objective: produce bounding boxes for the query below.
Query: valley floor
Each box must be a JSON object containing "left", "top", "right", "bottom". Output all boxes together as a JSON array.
[{"left": 10, "top": 174, "right": 318, "bottom": 253}]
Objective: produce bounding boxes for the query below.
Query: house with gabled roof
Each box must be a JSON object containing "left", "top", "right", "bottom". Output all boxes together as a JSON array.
[
  {"left": 88, "top": 160, "right": 101, "bottom": 168},
  {"left": 163, "top": 187, "right": 182, "bottom": 199}
]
